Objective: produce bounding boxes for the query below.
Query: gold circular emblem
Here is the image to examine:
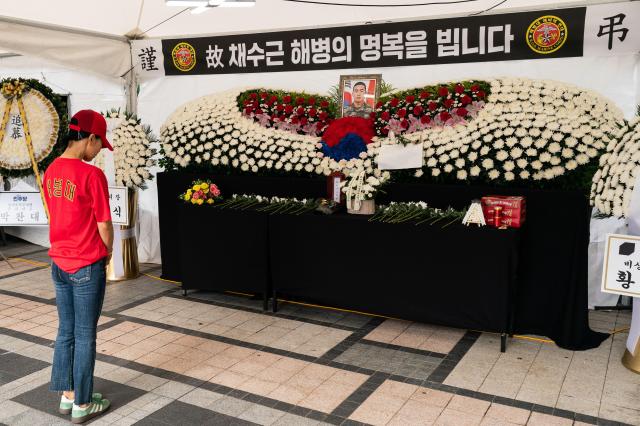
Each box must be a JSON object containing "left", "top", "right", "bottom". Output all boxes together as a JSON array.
[
  {"left": 526, "top": 15, "right": 568, "bottom": 54},
  {"left": 171, "top": 42, "right": 196, "bottom": 72}
]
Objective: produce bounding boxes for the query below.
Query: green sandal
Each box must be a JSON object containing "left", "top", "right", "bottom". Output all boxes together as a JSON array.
[
  {"left": 59, "top": 392, "right": 102, "bottom": 415},
  {"left": 71, "top": 397, "right": 110, "bottom": 424}
]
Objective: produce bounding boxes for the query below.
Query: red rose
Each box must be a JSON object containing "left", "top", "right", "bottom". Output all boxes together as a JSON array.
[
  {"left": 397, "top": 108, "right": 407, "bottom": 118},
  {"left": 419, "top": 91, "right": 430, "bottom": 99},
  {"left": 285, "top": 105, "right": 294, "bottom": 114},
  {"left": 438, "top": 86, "right": 449, "bottom": 97},
  {"left": 461, "top": 95, "right": 472, "bottom": 105},
  {"left": 243, "top": 100, "right": 251, "bottom": 106},
  {"left": 376, "top": 101, "right": 383, "bottom": 108},
  {"left": 320, "top": 100, "right": 329, "bottom": 108},
  {"left": 370, "top": 112, "right": 376, "bottom": 119},
  {"left": 297, "top": 107, "right": 305, "bottom": 116},
  {"left": 249, "top": 93, "right": 258, "bottom": 100},
  {"left": 269, "top": 95, "right": 278, "bottom": 103},
  {"left": 244, "top": 107, "right": 253, "bottom": 115},
  {"left": 455, "top": 84, "right": 465, "bottom": 94},
  {"left": 300, "top": 117, "right": 308, "bottom": 125},
  {"left": 401, "top": 119, "right": 409, "bottom": 129},
  {"left": 405, "top": 95, "right": 415, "bottom": 104},
  {"left": 319, "top": 111, "right": 328, "bottom": 121},
  {"left": 471, "top": 84, "right": 480, "bottom": 92},
  {"left": 381, "top": 111, "right": 390, "bottom": 121},
  {"left": 255, "top": 108, "right": 263, "bottom": 115},
  {"left": 444, "top": 99, "right": 454, "bottom": 109},
  {"left": 276, "top": 104, "right": 284, "bottom": 111},
  {"left": 477, "top": 90, "right": 486, "bottom": 99},
  {"left": 456, "top": 108, "right": 468, "bottom": 117},
  {"left": 316, "top": 122, "right": 324, "bottom": 130},
  {"left": 283, "top": 95, "right": 292, "bottom": 104},
  {"left": 428, "top": 102, "right": 438, "bottom": 111},
  {"left": 381, "top": 127, "right": 389, "bottom": 135},
  {"left": 440, "top": 111, "right": 451, "bottom": 122},
  {"left": 308, "top": 108, "right": 317, "bottom": 117},
  {"left": 296, "top": 97, "right": 305, "bottom": 105},
  {"left": 308, "top": 97, "right": 316, "bottom": 106},
  {"left": 413, "top": 105, "right": 423, "bottom": 115},
  {"left": 420, "top": 115, "right": 431, "bottom": 124},
  {"left": 260, "top": 92, "right": 268, "bottom": 99},
  {"left": 279, "top": 115, "right": 286, "bottom": 122},
  {"left": 390, "top": 98, "right": 400, "bottom": 107},
  {"left": 291, "top": 116, "right": 299, "bottom": 124}
]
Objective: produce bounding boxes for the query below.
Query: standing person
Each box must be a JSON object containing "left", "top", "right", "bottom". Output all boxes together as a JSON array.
[{"left": 44, "top": 110, "right": 114, "bottom": 424}]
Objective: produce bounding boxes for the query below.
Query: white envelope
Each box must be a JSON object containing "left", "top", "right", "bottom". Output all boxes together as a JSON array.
[{"left": 377, "top": 144, "right": 423, "bottom": 170}]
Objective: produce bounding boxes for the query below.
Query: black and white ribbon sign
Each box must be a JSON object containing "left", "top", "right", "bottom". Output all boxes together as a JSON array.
[{"left": 133, "top": 3, "right": 640, "bottom": 78}]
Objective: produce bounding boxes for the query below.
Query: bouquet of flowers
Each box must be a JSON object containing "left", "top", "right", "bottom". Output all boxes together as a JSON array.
[
  {"left": 369, "top": 201, "right": 464, "bottom": 227},
  {"left": 99, "top": 109, "right": 157, "bottom": 189},
  {"left": 591, "top": 116, "right": 640, "bottom": 217},
  {"left": 180, "top": 180, "right": 221, "bottom": 205},
  {"left": 237, "top": 89, "right": 336, "bottom": 136},
  {"left": 374, "top": 81, "right": 489, "bottom": 136}
]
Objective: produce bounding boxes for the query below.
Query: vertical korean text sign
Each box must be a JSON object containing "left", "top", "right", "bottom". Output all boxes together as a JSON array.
[{"left": 602, "top": 234, "right": 640, "bottom": 298}]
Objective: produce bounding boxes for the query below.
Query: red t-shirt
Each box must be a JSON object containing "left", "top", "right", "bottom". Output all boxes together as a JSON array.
[{"left": 44, "top": 158, "right": 111, "bottom": 273}]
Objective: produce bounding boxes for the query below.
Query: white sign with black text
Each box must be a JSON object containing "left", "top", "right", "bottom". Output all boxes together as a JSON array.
[
  {"left": 108, "top": 186, "right": 129, "bottom": 226},
  {"left": 0, "top": 192, "right": 48, "bottom": 226},
  {"left": 601, "top": 233, "right": 640, "bottom": 298}
]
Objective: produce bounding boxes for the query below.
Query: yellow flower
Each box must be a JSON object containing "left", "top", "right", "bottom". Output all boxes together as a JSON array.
[
  {"left": 203, "top": 188, "right": 209, "bottom": 194},
  {"left": 197, "top": 199, "right": 204, "bottom": 205},
  {"left": 183, "top": 194, "right": 190, "bottom": 201},
  {"left": 191, "top": 198, "right": 197, "bottom": 204},
  {"left": 201, "top": 182, "right": 209, "bottom": 189},
  {"left": 206, "top": 199, "right": 214, "bottom": 204},
  {"left": 192, "top": 184, "right": 200, "bottom": 191}
]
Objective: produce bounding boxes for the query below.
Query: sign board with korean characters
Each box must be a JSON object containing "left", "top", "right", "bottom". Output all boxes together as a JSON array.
[
  {"left": 108, "top": 186, "right": 129, "bottom": 226},
  {"left": 602, "top": 234, "right": 640, "bottom": 298},
  {"left": 0, "top": 192, "right": 48, "bottom": 226}
]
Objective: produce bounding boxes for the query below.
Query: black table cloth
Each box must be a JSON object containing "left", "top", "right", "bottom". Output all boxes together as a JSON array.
[
  {"left": 177, "top": 205, "right": 270, "bottom": 308},
  {"left": 269, "top": 213, "right": 520, "bottom": 337},
  {"left": 157, "top": 171, "right": 609, "bottom": 350}
]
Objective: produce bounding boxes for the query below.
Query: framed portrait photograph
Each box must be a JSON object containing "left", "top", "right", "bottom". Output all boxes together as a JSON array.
[{"left": 339, "top": 74, "right": 382, "bottom": 118}]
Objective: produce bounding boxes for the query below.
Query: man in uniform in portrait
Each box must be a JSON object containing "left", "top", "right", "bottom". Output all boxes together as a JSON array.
[{"left": 344, "top": 81, "right": 373, "bottom": 118}]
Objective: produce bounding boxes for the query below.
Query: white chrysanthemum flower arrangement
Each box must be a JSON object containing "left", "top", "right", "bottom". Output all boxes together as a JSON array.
[
  {"left": 366, "top": 77, "right": 622, "bottom": 186},
  {"left": 591, "top": 117, "right": 640, "bottom": 218},
  {"left": 159, "top": 78, "right": 623, "bottom": 195},
  {"left": 96, "top": 110, "right": 157, "bottom": 189}
]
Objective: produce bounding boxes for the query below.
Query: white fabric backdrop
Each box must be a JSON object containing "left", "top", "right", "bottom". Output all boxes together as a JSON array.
[
  {"left": 136, "top": 54, "right": 640, "bottom": 265},
  {"left": 0, "top": 55, "right": 126, "bottom": 248}
]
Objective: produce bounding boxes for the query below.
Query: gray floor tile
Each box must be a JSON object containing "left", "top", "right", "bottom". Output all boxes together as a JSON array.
[
  {"left": 135, "top": 400, "right": 258, "bottom": 425},
  {"left": 334, "top": 343, "right": 440, "bottom": 380},
  {"left": 0, "top": 352, "right": 49, "bottom": 385}
]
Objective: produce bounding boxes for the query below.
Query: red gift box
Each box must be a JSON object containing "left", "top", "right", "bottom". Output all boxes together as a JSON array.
[{"left": 481, "top": 196, "right": 526, "bottom": 228}]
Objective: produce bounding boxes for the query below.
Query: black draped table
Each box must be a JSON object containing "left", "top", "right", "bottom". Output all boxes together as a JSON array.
[
  {"left": 269, "top": 214, "right": 520, "bottom": 351},
  {"left": 158, "top": 171, "right": 609, "bottom": 350}
]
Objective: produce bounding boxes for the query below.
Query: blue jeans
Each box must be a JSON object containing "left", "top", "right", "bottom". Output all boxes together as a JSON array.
[{"left": 50, "top": 259, "right": 106, "bottom": 404}]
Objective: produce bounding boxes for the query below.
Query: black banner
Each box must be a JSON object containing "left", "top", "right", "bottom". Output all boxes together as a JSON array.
[{"left": 161, "top": 7, "right": 585, "bottom": 75}]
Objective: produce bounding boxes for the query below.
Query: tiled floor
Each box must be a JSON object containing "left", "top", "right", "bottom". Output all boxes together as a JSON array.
[{"left": 0, "top": 238, "right": 638, "bottom": 425}]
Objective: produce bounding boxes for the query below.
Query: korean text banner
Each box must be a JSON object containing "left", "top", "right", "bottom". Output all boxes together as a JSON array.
[{"left": 132, "top": 3, "right": 639, "bottom": 78}]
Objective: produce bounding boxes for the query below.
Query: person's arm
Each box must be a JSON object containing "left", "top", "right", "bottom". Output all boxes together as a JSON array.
[
  {"left": 90, "top": 169, "right": 113, "bottom": 261},
  {"left": 98, "top": 221, "right": 114, "bottom": 262}
]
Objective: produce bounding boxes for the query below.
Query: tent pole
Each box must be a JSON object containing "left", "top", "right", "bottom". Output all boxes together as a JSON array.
[{"left": 125, "top": 42, "right": 138, "bottom": 115}]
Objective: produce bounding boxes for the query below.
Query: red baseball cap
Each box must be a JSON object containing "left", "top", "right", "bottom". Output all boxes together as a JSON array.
[{"left": 68, "top": 110, "right": 113, "bottom": 151}]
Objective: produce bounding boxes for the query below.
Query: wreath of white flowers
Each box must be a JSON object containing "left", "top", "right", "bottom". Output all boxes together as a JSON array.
[
  {"left": 160, "top": 78, "right": 623, "bottom": 197},
  {"left": 591, "top": 117, "right": 640, "bottom": 218},
  {"left": 96, "top": 110, "right": 157, "bottom": 189}
]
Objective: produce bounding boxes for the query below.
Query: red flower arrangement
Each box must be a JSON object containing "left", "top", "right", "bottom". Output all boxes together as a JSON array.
[
  {"left": 238, "top": 90, "right": 336, "bottom": 136},
  {"left": 373, "top": 81, "right": 490, "bottom": 137}
]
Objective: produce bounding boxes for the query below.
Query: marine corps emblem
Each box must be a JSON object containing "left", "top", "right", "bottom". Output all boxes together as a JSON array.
[
  {"left": 526, "top": 16, "right": 567, "bottom": 54},
  {"left": 172, "top": 42, "right": 196, "bottom": 72}
]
